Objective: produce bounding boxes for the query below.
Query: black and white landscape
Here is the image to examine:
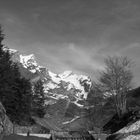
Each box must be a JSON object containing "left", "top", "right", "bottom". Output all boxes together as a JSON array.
[{"left": 0, "top": 1, "right": 140, "bottom": 140}]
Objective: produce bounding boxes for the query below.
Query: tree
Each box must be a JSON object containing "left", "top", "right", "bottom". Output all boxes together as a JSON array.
[
  {"left": 14, "top": 78, "right": 33, "bottom": 124},
  {"left": 97, "top": 56, "right": 133, "bottom": 118},
  {"left": 86, "top": 84, "right": 106, "bottom": 130},
  {"left": 0, "top": 26, "right": 33, "bottom": 124},
  {"left": 32, "top": 80, "right": 45, "bottom": 118}
]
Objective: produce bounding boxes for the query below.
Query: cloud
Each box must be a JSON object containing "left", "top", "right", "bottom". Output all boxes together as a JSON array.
[
  {"left": 59, "top": 43, "right": 105, "bottom": 73},
  {"left": 0, "top": 0, "right": 140, "bottom": 85}
]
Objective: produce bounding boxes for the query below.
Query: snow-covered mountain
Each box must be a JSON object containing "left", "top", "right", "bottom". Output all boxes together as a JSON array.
[{"left": 10, "top": 49, "right": 92, "bottom": 107}]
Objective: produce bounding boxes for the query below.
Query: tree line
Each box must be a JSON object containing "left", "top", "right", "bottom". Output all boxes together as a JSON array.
[
  {"left": 0, "top": 26, "right": 45, "bottom": 125},
  {"left": 0, "top": 25, "right": 135, "bottom": 129}
]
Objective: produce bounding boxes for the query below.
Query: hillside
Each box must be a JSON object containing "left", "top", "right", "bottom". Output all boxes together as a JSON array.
[{"left": 8, "top": 48, "right": 93, "bottom": 130}]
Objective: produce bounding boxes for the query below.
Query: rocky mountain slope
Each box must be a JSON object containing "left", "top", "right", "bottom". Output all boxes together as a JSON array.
[
  {"left": 0, "top": 102, "right": 13, "bottom": 136},
  {"left": 9, "top": 49, "right": 92, "bottom": 107},
  {"left": 8, "top": 48, "right": 93, "bottom": 130}
]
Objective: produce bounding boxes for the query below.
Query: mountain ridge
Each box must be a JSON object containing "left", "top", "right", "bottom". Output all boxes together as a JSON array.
[{"left": 9, "top": 48, "right": 92, "bottom": 107}]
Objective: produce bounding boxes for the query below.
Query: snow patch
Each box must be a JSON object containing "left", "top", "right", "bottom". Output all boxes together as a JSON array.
[
  {"left": 118, "top": 120, "right": 140, "bottom": 134},
  {"left": 123, "top": 135, "right": 140, "bottom": 140},
  {"left": 48, "top": 71, "right": 60, "bottom": 84},
  {"left": 59, "top": 70, "right": 73, "bottom": 78},
  {"left": 72, "top": 99, "right": 84, "bottom": 108},
  {"left": 8, "top": 48, "right": 18, "bottom": 53},
  {"left": 59, "top": 73, "right": 89, "bottom": 99},
  {"left": 62, "top": 116, "right": 80, "bottom": 124}
]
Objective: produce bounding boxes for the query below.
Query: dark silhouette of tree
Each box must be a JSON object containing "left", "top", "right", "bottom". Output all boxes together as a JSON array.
[
  {"left": 86, "top": 84, "right": 105, "bottom": 131},
  {"left": 0, "top": 26, "right": 33, "bottom": 125},
  {"left": 32, "top": 80, "right": 45, "bottom": 118}
]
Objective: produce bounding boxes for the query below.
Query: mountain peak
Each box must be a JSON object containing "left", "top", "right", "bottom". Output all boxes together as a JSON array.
[
  {"left": 19, "top": 54, "right": 39, "bottom": 73},
  {"left": 10, "top": 49, "right": 92, "bottom": 107},
  {"left": 19, "top": 54, "right": 36, "bottom": 65}
]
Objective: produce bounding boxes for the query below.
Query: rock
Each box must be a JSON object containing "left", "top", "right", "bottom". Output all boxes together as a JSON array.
[
  {"left": 0, "top": 102, "right": 13, "bottom": 136},
  {"left": 0, "top": 102, "right": 6, "bottom": 135},
  {"left": 4, "top": 115, "right": 13, "bottom": 135}
]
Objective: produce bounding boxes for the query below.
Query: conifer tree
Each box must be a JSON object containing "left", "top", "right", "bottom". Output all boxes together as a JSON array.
[
  {"left": 32, "top": 80, "right": 45, "bottom": 118},
  {"left": 15, "top": 78, "right": 32, "bottom": 124},
  {"left": 0, "top": 26, "right": 33, "bottom": 124}
]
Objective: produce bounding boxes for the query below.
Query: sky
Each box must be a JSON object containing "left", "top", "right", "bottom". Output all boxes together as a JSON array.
[{"left": 0, "top": 0, "right": 140, "bottom": 86}]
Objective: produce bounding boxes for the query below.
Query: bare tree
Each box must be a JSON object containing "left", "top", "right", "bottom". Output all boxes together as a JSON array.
[{"left": 97, "top": 56, "right": 133, "bottom": 118}]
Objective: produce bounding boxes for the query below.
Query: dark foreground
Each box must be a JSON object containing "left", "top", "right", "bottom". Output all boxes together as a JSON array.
[
  {"left": 2, "top": 134, "right": 49, "bottom": 140},
  {"left": 1, "top": 134, "right": 108, "bottom": 140}
]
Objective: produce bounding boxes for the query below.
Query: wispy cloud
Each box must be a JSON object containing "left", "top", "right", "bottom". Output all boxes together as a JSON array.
[{"left": 0, "top": 0, "right": 140, "bottom": 85}]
